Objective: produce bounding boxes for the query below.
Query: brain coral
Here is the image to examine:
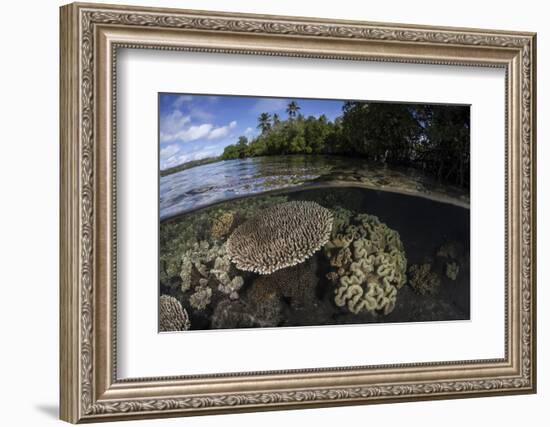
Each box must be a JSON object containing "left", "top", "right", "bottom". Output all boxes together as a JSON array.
[
  {"left": 159, "top": 295, "right": 191, "bottom": 332},
  {"left": 325, "top": 210, "right": 407, "bottom": 315},
  {"left": 226, "top": 201, "right": 333, "bottom": 274}
]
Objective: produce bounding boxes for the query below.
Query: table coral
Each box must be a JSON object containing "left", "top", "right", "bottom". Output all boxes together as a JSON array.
[
  {"left": 325, "top": 209, "right": 407, "bottom": 315},
  {"left": 160, "top": 195, "right": 289, "bottom": 288},
  {"left": 226, "top": 201, "right": 333, "bottom": 274},
  {"left": 159, "top": 295, "right": 191, "bottom": 332}
]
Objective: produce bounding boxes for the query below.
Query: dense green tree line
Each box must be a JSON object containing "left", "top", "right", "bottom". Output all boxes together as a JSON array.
[{"left": 221, "top": 101, "right": 470, "bottom": 188}]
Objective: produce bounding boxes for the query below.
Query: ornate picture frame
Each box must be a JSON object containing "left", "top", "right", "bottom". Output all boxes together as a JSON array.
[{"left": 60, "top": 2, "right": 536, "bottom": 423}]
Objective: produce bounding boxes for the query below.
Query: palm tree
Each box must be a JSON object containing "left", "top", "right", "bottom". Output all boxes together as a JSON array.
[
  {"left": 257, "top": 112, "right": 272, "bottom": 134},
  {"left": 272, "top": 113, "right": 281, "bottom": 126},
  {"left": 286, "top": 101, "right": 300, "bottom": 118}
]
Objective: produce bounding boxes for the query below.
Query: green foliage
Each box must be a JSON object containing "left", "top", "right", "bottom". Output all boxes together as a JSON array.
[
  {"left": 219, "top": 100, "right": 470, "bottom": 188},
  {"left": 340, "top": 102, "right": 421, "bottom": 163},
  {"left": 257, "top": 112, "right": 272, "bottom": 134},
  {"left": 221, "top": 136, "right": 249, "bottom": 160},
  {"left": 417, "top": 105, "right": 470, "bottom": 187},
  {"left": 286, "top": 100, "right": 301, "bottom": 118}
]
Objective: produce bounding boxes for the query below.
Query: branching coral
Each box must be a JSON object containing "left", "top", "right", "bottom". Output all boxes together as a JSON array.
[
  {"left": 210, "top": 250, "right": 244, "bottom": 300},
  {"left": 179, "top": 240, "right": 222, "bottom": 291},
  {"left": 227, "top": 201, "right": 333, "bottom": 274},
  {"left": 189, "top": 283, "right": 212, "bottom": 311},
  {"left": 160, "top": 195, "right": 288, "bottom": 287},
  {"left": 408, "top": 263, "right": 441, "bottom": 295},
  {"left": 179, "top": 240, "right": 244, "bottom": 299},
  {"left": 325, "top": 209, "right": 407, "bottom": 315},
  {"left": 159, "top": 295, "right": 191, "bottom": 332}
]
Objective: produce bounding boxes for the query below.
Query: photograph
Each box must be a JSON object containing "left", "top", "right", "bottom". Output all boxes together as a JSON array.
[{"left": 158, "top": 93, "right": 471, "bottom": 332}]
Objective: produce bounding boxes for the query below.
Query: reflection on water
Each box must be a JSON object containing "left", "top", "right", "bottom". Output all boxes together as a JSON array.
[{"left": 160, "top": 155, "right": 469, "bottom": 220}]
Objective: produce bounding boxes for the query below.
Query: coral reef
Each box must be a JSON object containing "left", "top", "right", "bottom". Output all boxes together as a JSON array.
[
  {"left": 436, "top": 241, "right": 463, "bottom": 260},
  {"left": 210, "top": 300, "right": 258, "bottom": 329},
  {"left": 325, "top": 209, "right": 407, "bottom": 315},
  {"left": 160, "top": 195, "right": 289, "bottom": 287},
  {"left": 408, "top": 263, "right": 441, "bottom": 295},
  {"left": 159, "top": 295, "right": 190, "bottom": 332},
  {"left": 210, "top": 250, "right": 244, "bottom": 299},
  {"left": 446, "top": 261, "right": 460, "bottom": 281},
  {"left": 326, "top": 271, "right": 339, "bottom": 284},
  {"left": 251, "top": 257, "right": 319, "bottom": 309},
  {"left": 227, "top": 201, "right": 334, "bottom": 274},
  {"left": 436, "top": 240, "right": 463, "bottom": 282},
  {"left": 189, "top": 283, "right": 212, "bottom": 311},
  {"left": 179, "top": 240, "right": 245, "bottom": 299},
  {"left": 244, "top": 280, "right": 283, "bottom": 327},
  {"left": 211, "top": 211, "right": 234, "bottom": 240},
  {"left": 179, "top": 240, "right": 220, "bottom": 291}
]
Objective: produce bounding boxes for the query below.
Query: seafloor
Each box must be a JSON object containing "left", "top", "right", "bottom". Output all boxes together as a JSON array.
[{"left": 159, "top": 186, "right": 470, "bottom": 331}]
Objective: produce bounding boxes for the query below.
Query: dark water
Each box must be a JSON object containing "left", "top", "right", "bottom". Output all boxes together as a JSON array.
[
  {"left": 160, "top": 185, "right": 470, "bottom": 331},
  {"left": 160, "top": 155, "right": 469, "bottom": 219}
]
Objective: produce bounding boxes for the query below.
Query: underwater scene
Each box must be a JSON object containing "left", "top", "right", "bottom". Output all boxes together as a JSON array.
[{"left": 158, "top": 94, "right": 470, "bottom": 332}]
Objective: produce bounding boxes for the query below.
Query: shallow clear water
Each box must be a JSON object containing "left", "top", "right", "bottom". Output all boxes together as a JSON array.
[
  {"left": 160, "top": 155, "right": 469, "bottom": 220},
  {"left": 160, "top": 186, "right": 470, "bottom": 331}
]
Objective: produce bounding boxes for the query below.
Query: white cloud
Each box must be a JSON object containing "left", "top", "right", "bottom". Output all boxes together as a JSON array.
[
  {"left": 162, "top": 154, "right": 181, "bottom": 169},
  {"left": 162, "top": 123, "right": 213, "bottom": 143},
  {"left": 170, "top": 146, "right": 224, "bottom": 166},
  {"left": 207, "top": 121, "right": 237, "bottom": 140},
  {"left": 244, "top": 127, "right": 254, "bottom": 136},
  {"left": 208, "top": 127, "right": 228, "bottom": 140},
  {"left": 172, "top": 95, "right": 193, "bottom": 108},
  {"left": 188, "top": 106, "right": 214, "bottom": 121},
  {"left": 160, "top": 110, "right": 191, "bottom": 135},
  {"left": 160, "top": 144, "right": 180, "bottom": 158},
  {"left": 161, "top": 120, "right": 238, "bottom": 144}
]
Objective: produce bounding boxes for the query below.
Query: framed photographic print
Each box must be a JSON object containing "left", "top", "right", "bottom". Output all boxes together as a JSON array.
[{"left": 60, "top": 2, "right": 537, "bottom": 423}]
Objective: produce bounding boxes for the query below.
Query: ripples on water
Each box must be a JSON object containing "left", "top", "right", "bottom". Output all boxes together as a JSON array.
[{"left": 160, "top": 155, "right": 469, "bottom": 220}]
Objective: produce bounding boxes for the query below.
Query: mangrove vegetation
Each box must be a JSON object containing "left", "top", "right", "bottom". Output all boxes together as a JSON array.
[{"left": 221, "top": 101, "right": 470, "bottom": 189}]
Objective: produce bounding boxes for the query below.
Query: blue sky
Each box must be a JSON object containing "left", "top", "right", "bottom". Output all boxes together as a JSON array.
[{"left": 159, "top": 93, "right": 345, "bottom": 170}]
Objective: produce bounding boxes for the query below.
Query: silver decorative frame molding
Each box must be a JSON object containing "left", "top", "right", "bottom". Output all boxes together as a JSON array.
[{"left": 60, "top": 2, "right": 536, "bottom": 423}]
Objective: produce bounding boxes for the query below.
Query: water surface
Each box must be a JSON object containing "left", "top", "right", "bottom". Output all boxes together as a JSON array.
[{"left": 160, "top": 155, "right": 469, "bottom": 219}]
